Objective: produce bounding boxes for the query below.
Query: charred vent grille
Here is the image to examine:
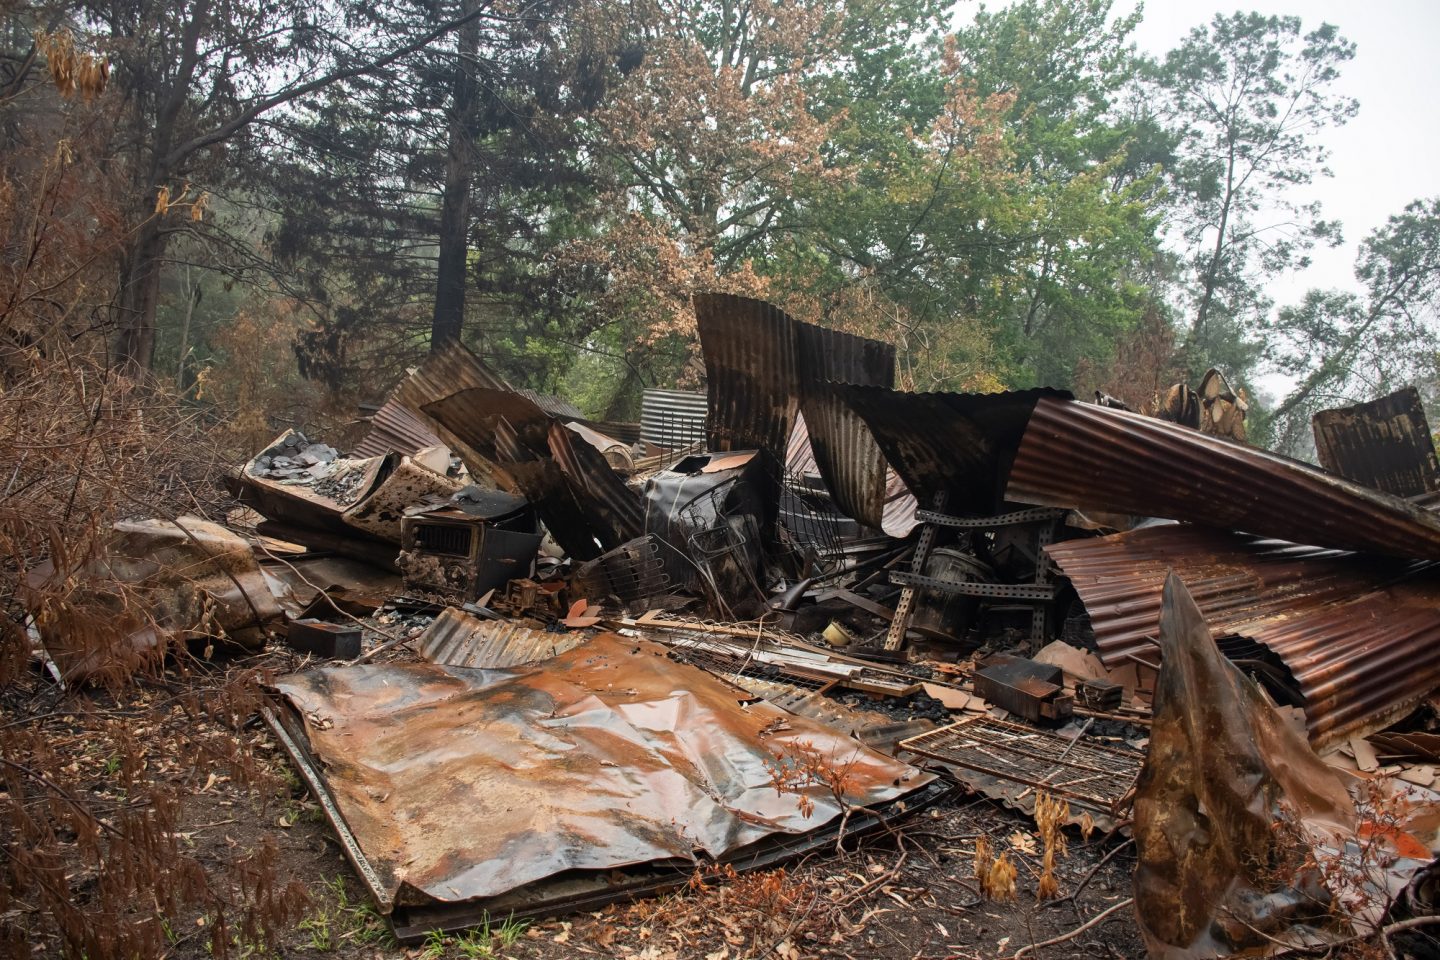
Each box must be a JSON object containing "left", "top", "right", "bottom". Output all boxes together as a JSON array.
[{"left": 413, "top": 522, "right": 475, "bottom": 558}]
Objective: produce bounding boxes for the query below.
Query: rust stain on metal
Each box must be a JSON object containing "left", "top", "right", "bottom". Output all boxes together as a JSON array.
[
  {"left": 1047, "top": 523, "right": 1440, "bottom": 748},
  {"left": 1312, "top": 386, "right": 1440, "bottom": 498},
  {"left": 269, "top": 634, "right": 934, "bottom": 914},
  {"left": 1007, "top": 397, "right": 1440, "bottom": 559}
]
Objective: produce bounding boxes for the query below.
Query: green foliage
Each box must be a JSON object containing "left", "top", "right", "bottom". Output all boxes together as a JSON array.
[
  {"left": 1150, "top": 11, "right": 1358, "bottom": 382},
  {"left": 1263, "top": 197, "right": 1440, "bottom": 454}
]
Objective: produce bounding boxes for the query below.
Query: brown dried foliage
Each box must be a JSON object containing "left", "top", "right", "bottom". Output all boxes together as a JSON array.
[{"left": 1, "top": 65, "right": 303, "bottom": 957}]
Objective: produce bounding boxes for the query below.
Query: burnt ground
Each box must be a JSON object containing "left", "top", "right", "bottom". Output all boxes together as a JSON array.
[{"left": 2, "top": 647, "right": 1146, "bottom": 960}]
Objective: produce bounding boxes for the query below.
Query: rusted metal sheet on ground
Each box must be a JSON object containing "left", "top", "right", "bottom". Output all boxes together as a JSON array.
[
  {"left": 416, "top": 608, "right": 586, "bottom": 668},
  {"left": 1047, "top": 523, "right": 1440, "bottom": 748},
  {"left": 835, "top": 385, "right": 1071, "bottom": 514},
  {"left": 694, "top": 294, "right": 898, "bottom": 529},
  {"left": 351, "top": 399, "right": 443, "bottom": 460},
  {"left": 1133, "top": 574, "right": 1354, "bottom": 959},
  {"left": 1312, "top": 386, "right": 1440, "bottom": 498},
  {"left": 1007, "top": 397, "right": 1440, "bottom": 559},
  {"left": 267, "top": 634, "right": 937, "bottom": 929}
]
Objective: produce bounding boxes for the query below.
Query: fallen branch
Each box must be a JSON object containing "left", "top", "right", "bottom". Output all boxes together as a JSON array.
[{"left": 1011, "top": 896, "right": 1134, "bottom": 959}]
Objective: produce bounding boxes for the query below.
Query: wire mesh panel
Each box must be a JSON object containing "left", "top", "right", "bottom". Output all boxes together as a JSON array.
[{"left": 898, "top": 715, "right": 1144, "bottom": 812}]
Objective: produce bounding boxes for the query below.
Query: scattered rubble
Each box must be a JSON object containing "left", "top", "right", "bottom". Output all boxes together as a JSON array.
[{"left": 21, "top": 297, "right": 1440, "bottom": 956}]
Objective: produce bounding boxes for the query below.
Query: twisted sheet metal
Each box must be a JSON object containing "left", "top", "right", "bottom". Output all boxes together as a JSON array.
[
  {"left": 834, "top": 385, "right": 1071, "bottom": 514},
  {"left": 386, "top": 344, "right": 510, "bottom": 483},
  {"left": 269, "top": 635, "right": 935, "bottom": 915},
  {"left": 546, "top": 419, "right": 645, "bottom": 547},
  {"left": 694, "top": 294, "right": 897, "bottom": 529},
  {"left": 1008, "top": 397, "right": 1440, "bottom": 560},
  {"left": 421, "top": 387, "right": 553, "bottom": 462},
  {"left": 416, "top": 608, "right": 586, "bottom": 668},
  {"left": 351, "top": 399, "right": 442, "bottom": 459},
  {"left": 1047, "top": 523, "right": 1440, "bottom": 748},
  {"left": 1312, "top": 386, "right": 1440, "bottom": 498}
]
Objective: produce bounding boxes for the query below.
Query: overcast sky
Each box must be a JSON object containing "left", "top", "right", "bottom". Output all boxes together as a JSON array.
[{"left": 1127, "top": 0, "right": 1440, "bottom": 306}]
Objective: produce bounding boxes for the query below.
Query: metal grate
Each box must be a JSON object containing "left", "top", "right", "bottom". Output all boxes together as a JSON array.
[
  {"left": 412, "top": 522, "right": 475, "bottom": 558},
  {"left": 898, "top": 715, "right": 1143, "bottom": 812}
]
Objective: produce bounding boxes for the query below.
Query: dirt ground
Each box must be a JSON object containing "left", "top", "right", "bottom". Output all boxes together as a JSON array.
[{"left": 1, "top": 647, "right": 1147, "bottom": 960}]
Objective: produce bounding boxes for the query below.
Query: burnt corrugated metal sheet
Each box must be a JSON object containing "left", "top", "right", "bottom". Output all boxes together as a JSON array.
[
  {"left": 1008, "top": 397, "right": 1440, "bottom": 560},
  {"left": 835, "top": 385, "right": 1070, "bottom": 514},
  {"left": 1047, "top": 523, "right": 1440, "bottom": 748},
  {"left": 695, "top": 294, "right": 799, "bottom": 456},
  {"left": 417, "top": 608, "right": 586, "bottom": 668},
  {"left": 351, "top": 399, "right": 443, "bottom": 459},
  {"left": 694, "top": 294, "right": 898, "bottom": 529},
  {"left": 514, "top": 388, "right": 582, "bottom": 420},
  {"left": 387, "top": 344, "right": 510, "bottom": 484},
  {"left": 547, "top": 420, "right": 646, "bottom": 548},
  {"left": 1312, "top": 387, "right": 1440, "bottom": 498},
  {"left": 421, "top": 387, "right": 552, "bottom": 462}
]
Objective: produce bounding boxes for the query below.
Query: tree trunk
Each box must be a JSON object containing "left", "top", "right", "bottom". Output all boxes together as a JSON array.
[
  {"left": 430, "top": 0, "right": 481, "bottom": 351},
  {"left": 113, "top": 211, "right": 167, "bottom": 374}
]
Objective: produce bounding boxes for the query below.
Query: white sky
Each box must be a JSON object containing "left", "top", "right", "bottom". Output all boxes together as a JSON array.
[{"left": 1125, "top": 0, "right": 1440, "bottom": 307}]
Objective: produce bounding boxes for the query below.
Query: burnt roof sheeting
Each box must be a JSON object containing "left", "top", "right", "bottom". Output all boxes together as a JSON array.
[
  {"left": 1007, "top": 397, "right": 1440, "bottom": 560},
  {"left": 421, "top": 387, "right": 552, "bottom": 463},
  {"left": 835, "top": 385, "right": 1071, "bottom": 513},
  {"left": 694, "top": 294, "right": 898, "bottom": 528},
  {"left": 547, "top": 420, "right": 645, "bottom": 548},
  {"left": 387, "top": 344, "right": 510, "bottom": 483},
  {"left": 1312, "top": 387, "right": 1440, "bottom": 498},
  {"left": 270, "top": 634, "right": 934, "bottom": 914},
  {"left": 1047, "top": 524, "right": 1440, "bottom": 748},
  {"left": 351, "top": 399, "right": 442, "bottom": 460}
]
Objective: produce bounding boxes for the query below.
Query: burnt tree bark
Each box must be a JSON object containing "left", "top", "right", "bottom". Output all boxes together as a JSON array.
[{"left": 430, "top": 0, "right": 481, "bottom": 351}]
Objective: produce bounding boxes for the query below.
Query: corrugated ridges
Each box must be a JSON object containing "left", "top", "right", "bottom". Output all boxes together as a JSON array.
[
  {"left": 835, "top": 385, "right": 1071, "bottom": 513},
  {"left": 641, "top": 388, "right": 708, "bottom": 449},
  {"left": 547, "top": 420, "right": 646, "bottom": 547},
  {"left": 417, "top": 608, "right": 588, "bottom": 668},
  {"left": 694, "top": 293, "right": 899, "bottom": 530},
  {"left": 1047, "top": 523, "right": 1440, "bottom": 748},
  {"left": 421, "top": 387, "right": 552, "bottom": 462},
  {"left": 1008, "top": 397, "right": 1440, "bottom": 560},
  {"left": 351, "top": 399, "right": 442, "bottom": 459},
  {"left": 695, "top": 294, "right": 798, "bottom": 456},
  {"left": 1312, "top": 386, "right": 1440, "bottom": 498}
]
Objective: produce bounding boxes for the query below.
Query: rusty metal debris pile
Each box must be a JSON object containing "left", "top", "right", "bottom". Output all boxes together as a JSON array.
[{"left": 37, "top": 294, "right": 1440, "bottom": 953}]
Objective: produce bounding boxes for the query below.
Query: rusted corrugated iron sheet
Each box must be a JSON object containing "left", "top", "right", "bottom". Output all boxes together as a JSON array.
[
  {"left": 1008, "top": 397, "right": 1440, "bottom": 560},
  {"left": 268, "top": 634, "right": 936, "bottom": 928},
  {"left": 694, "top": 294, "right": 897, "bottom": 529},
  {"left": 421, "top": 386, "right": 553, "bottom": 463},
  {"left": 1312, "top": 386, "right": 1440, "bottom": 498},
  {"left": 1047, "top": 523, "right": 1440, "bottom": 748},
  {"left": 416, "top": 608, "right": 586, "bottom": 667},
  {"left": 835, "top": 385, "right": 1070, "bottom": 514},
  {"left": 351, "top": 399, "right": 442, "bottom": 460}
]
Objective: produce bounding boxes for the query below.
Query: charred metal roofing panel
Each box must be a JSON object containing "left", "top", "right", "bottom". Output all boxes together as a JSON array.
[
  {"left": 547, "top": 420, "right": 646, "bottom": 547},
  {"left": 695, "top": 294, "right": 798, "bottom": 456},
  {"left": 421, "top": 387, "right": 552, "bottom": 462},
  {"left": 1312, "top": 386, "right": 1440, "bottom": 498},
  {"left": 351, "top": 399, "right": 442, "bottom": 460},
  {"left": 836, "top": 386, "right": 1071, "bottom": 514},
  {"left": 1047, "top": 524, "right": 1440, "bottom": 748},
  {"left": 694, "top": 294, "right": 899, "bottom": 531},
  {"left": 1007, "top": 397, "right": 1440, "bottom": 560}
]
